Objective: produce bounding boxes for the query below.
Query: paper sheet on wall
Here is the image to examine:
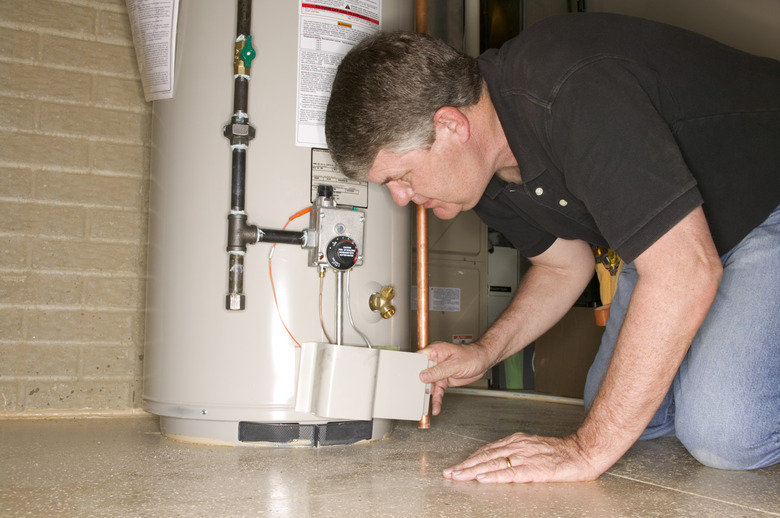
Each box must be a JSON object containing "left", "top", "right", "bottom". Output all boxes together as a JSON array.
[
  {"left": 310, "top": 148, "right": 369, "bottom": 207},
  {"left": 296, "top": 1, "right": 381, "bottom": 148},
  {"left": 411, "top": 287, "right": 462, "bottom": 313},
  {"left": 126, "top": 0, "right": 179, "bottom": 101}
]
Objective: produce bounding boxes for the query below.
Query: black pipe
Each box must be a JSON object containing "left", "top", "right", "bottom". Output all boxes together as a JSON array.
[
  {"left": 258, "top": 229, "right": 307, "bottom": 246},
  {"left": 224, "top": 0, "right": 305, "bottom": 310},
  {"left": 233, "top": 78, "right": 249, "bottom": 115},
  {"left": 236, "top": 0, "right": 251, "bottom": 38},
  {"left": 226, "top": 212, "right": 254, "bottom": 252},
  {"left": 227, "top": 213, "right": 306, "bottom": 250},
  {"left": 233, "top": 0, "right": 251, "bottom": 115},
  {"left": 230, "top": 148, "right": 246, "bottom": 211},
  {"left": 225, "top": 0, "right": 255, "bottom": 311}
]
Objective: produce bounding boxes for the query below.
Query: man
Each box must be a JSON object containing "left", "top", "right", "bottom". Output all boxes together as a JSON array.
[{"left": 325, "top": 13, "right": 780, "bottom": 483}]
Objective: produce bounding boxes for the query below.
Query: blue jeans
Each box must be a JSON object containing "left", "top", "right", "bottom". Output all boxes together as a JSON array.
[{"left": 584, "top": 204, "right": 780, "bottom": 470}]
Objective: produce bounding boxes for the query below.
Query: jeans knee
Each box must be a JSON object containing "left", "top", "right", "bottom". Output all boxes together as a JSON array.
[{"left": 676, "top": 410, "right": 780, "bottom": 470}]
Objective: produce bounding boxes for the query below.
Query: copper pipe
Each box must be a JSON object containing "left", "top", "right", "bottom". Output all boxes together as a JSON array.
[
  {"left": 415, "top": 0, "right": 431, "bottom": 430},
  {"left": 415, "top": 0, "right": 428, "bottom": 34},
  {"left": 416, "top": 205, "right": 431, "bottom": 429},
  {"left": 415, "top": 207, "right": 429, "bottom": 349}
]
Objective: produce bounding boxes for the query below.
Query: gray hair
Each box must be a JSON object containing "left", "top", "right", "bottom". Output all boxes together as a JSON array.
[{"left": 325, "top": 31, "right": 483, "bottom": 180}]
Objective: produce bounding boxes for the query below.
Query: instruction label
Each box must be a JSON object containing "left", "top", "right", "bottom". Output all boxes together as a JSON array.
[
  {"left": 310, "top": 148, "right": 368, "bottom": 207},
  {"left": 296, "top": 1, "right": 381, "bottom": 147},
  {"left": 126, "top": 0, "right": 179, "bottom": 101},
  {"left": 411, "top": 286, "right": 462, "bottom": 312}
]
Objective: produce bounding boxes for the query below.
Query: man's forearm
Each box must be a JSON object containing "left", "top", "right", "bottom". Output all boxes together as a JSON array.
[
  {"left": 575, "top": 256, "right": 721, "bottom": 472},
  {"left": 481, "top": 267, "right": 586, "bottom": 364}
]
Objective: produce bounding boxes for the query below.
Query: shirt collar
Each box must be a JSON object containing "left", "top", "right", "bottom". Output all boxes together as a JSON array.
[{"left": 483, "top": 175, "right": 523, "bottom": 199}]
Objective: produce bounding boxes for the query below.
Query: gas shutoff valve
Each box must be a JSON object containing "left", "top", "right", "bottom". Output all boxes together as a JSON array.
[{"left": 307, "top": 185, "right": 365, "bottom": 271}]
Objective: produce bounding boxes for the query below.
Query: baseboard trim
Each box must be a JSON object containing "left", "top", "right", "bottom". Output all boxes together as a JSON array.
[{"left": 0, "top": 408, "right": 154, "bottom": 420}]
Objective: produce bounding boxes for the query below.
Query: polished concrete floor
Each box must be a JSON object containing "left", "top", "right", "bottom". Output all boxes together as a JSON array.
[{"left": 1, "top": 393, "right": 778, "bottom": 517}]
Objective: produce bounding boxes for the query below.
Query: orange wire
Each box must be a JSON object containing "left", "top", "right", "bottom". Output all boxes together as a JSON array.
[{"left": 269, "top": 207, "right": 311, "bottom": 347}]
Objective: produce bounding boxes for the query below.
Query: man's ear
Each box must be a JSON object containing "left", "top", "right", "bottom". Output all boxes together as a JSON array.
[{"left": 433, "top": 106, "right": 471, "bottom": 143}]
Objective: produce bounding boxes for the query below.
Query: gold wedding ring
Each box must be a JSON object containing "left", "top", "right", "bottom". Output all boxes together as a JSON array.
[{"left": 505, "top": 457, "right": 512, "bottom": 469}]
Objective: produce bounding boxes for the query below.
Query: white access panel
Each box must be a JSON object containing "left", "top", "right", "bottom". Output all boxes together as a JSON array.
[{"left": 296, "top": 343, "right": 431, "bottom": 422}]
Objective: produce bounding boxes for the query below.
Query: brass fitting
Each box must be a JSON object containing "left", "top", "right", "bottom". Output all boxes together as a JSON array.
[
  {"left": 369, "top": 285, "right": 396, "bottom": 319},
  {"left": 234, "top": 35, "right": 255, "bottom": 76},
  {"left": 234, "top": 40, "right": 247, "bottom": 76}
]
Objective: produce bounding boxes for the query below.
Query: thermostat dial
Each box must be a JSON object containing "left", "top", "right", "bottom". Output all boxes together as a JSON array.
[{"left": 326, "top": 236, "right": 358, "bottom": 270}]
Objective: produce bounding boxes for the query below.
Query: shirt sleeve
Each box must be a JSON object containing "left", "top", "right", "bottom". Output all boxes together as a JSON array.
[{"left": 549, "top": 58, "right": 703, "bottom": 263}]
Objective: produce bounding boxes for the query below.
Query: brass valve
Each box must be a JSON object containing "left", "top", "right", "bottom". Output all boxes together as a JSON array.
[
  {"left": 369, "top": 285, "right": 396, "bottom": 319},
  {"left": 234, "top": 35, "right": 255, "bottom": 76}
]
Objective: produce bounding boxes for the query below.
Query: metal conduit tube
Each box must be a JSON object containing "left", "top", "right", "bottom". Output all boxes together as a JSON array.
[{"left": 415, "top": 0, "right": 431, "bottom": 430}]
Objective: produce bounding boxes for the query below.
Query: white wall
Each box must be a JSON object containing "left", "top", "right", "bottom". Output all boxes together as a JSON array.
[{"left": 589, "top": 0, "right": 780, "bottom": 60}]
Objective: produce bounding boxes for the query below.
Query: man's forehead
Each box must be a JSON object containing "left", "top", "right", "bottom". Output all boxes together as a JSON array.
[
  {"left": 367, "top": 148, "right": 421, "bottom": 183},
  {"left": 366, "top": 150, "right": 403, "bottom": 184}
]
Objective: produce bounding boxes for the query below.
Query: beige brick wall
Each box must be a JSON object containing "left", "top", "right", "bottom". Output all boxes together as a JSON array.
[{"left": 0, "top": 0, "right": 150, "bottom": 413}]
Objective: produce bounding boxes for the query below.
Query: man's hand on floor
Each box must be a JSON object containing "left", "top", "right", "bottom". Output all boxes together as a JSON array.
[{"left": 442, "top": 432, "right": 603, "bottom": 483}]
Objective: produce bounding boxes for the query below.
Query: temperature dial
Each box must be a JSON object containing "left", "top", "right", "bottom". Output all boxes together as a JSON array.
[{"left": 326, "top": 236, "right": 358, "bottom": 270}]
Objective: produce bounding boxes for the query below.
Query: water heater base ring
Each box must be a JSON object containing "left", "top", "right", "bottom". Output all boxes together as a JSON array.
[
  {"left": 238, "top": 420, "right": 373, "bottom": 446},
  {"left": 158, "top": 416, "right": 393, "bottom": 447}
]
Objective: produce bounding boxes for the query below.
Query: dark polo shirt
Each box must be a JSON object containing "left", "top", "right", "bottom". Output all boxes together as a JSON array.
[{"left": 475, "top": 13, "right": 780, "bottom": 262}]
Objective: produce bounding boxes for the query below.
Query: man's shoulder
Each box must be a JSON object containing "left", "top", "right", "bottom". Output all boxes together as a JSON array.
[{"left": 478, "top": 13, "right": 713, "bottom": 96}]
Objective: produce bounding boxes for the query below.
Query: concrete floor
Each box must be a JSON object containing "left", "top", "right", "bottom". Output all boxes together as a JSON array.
[{"left": 1, "top": 393, "right": 778, "bottom": 517}]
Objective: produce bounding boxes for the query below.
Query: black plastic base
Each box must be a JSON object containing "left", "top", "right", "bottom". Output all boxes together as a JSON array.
[{"left": 238, "top": 420, "right": 374, "bottom": 446}]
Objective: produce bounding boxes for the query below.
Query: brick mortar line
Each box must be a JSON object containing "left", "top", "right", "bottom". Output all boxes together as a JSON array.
[
  {"left": 0, "top": 408, "right": 152, "bottom": 420},
  {"left": 0, "top": 340, "right": 144, "bottom": 346},
  {"left": 0, "top": 303, "right": 142, "bottom": 312},
  {"left": 0, "top": 268, "right": 146, "bottom": 279},
  {"left": 0, "top": 126, "right": 149, "bottom": 146},
  {"left": 0, "top": 21, "right": 135, "bottom": 48},
  {"left": 0, "top": 232, "right": 147, "bottom": 245},
  {"left": 0, "top": 162, "right": 150, "bottom": 180},
  {"left": 81, "top": 375, "right": 140, "bottom": 381},
  {"left": 2, "top": 98, "right": 150, "bottom": 117},
  {"left": 53, "top": 0, "right": 128, "bottom": 14},
  {"left": 0, "top": 197, "right": 151, "bottom": 212},
  {"left": 0, "top": 56, "right": 142, "bottom": 82},
  {"left": 2, "top": 0, "right": 131, "bottom": 14},
  {"left": 0, "top": 270, "right": 146, "bottom": 280},
  {"left": 10, "top": 374, "right": 135, "bottom": 384},
  {"left": 0, "top": 93, "right": 151, "bottom": 115}
]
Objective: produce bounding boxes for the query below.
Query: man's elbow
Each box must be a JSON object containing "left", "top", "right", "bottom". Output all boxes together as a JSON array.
[
  {"left": 694, "top": 252, "right": 723, "bottom": 314},
  {"left": 703, "top": 251, "right": 723, "bottom": 289}
]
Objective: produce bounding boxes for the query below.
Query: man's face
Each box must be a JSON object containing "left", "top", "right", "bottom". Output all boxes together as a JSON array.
[{"left": 366, "top": 133, "right": 491, "bottom": 220}]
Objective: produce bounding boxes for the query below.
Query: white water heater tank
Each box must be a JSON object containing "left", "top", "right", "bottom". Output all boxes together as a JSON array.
[{"left": 144, "top": 1, "right": 414, "bottom": 446}]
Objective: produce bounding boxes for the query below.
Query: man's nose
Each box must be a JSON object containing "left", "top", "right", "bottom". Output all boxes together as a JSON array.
[{"left": 387, "top": 181, "right": 414, "bottom": 207}]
